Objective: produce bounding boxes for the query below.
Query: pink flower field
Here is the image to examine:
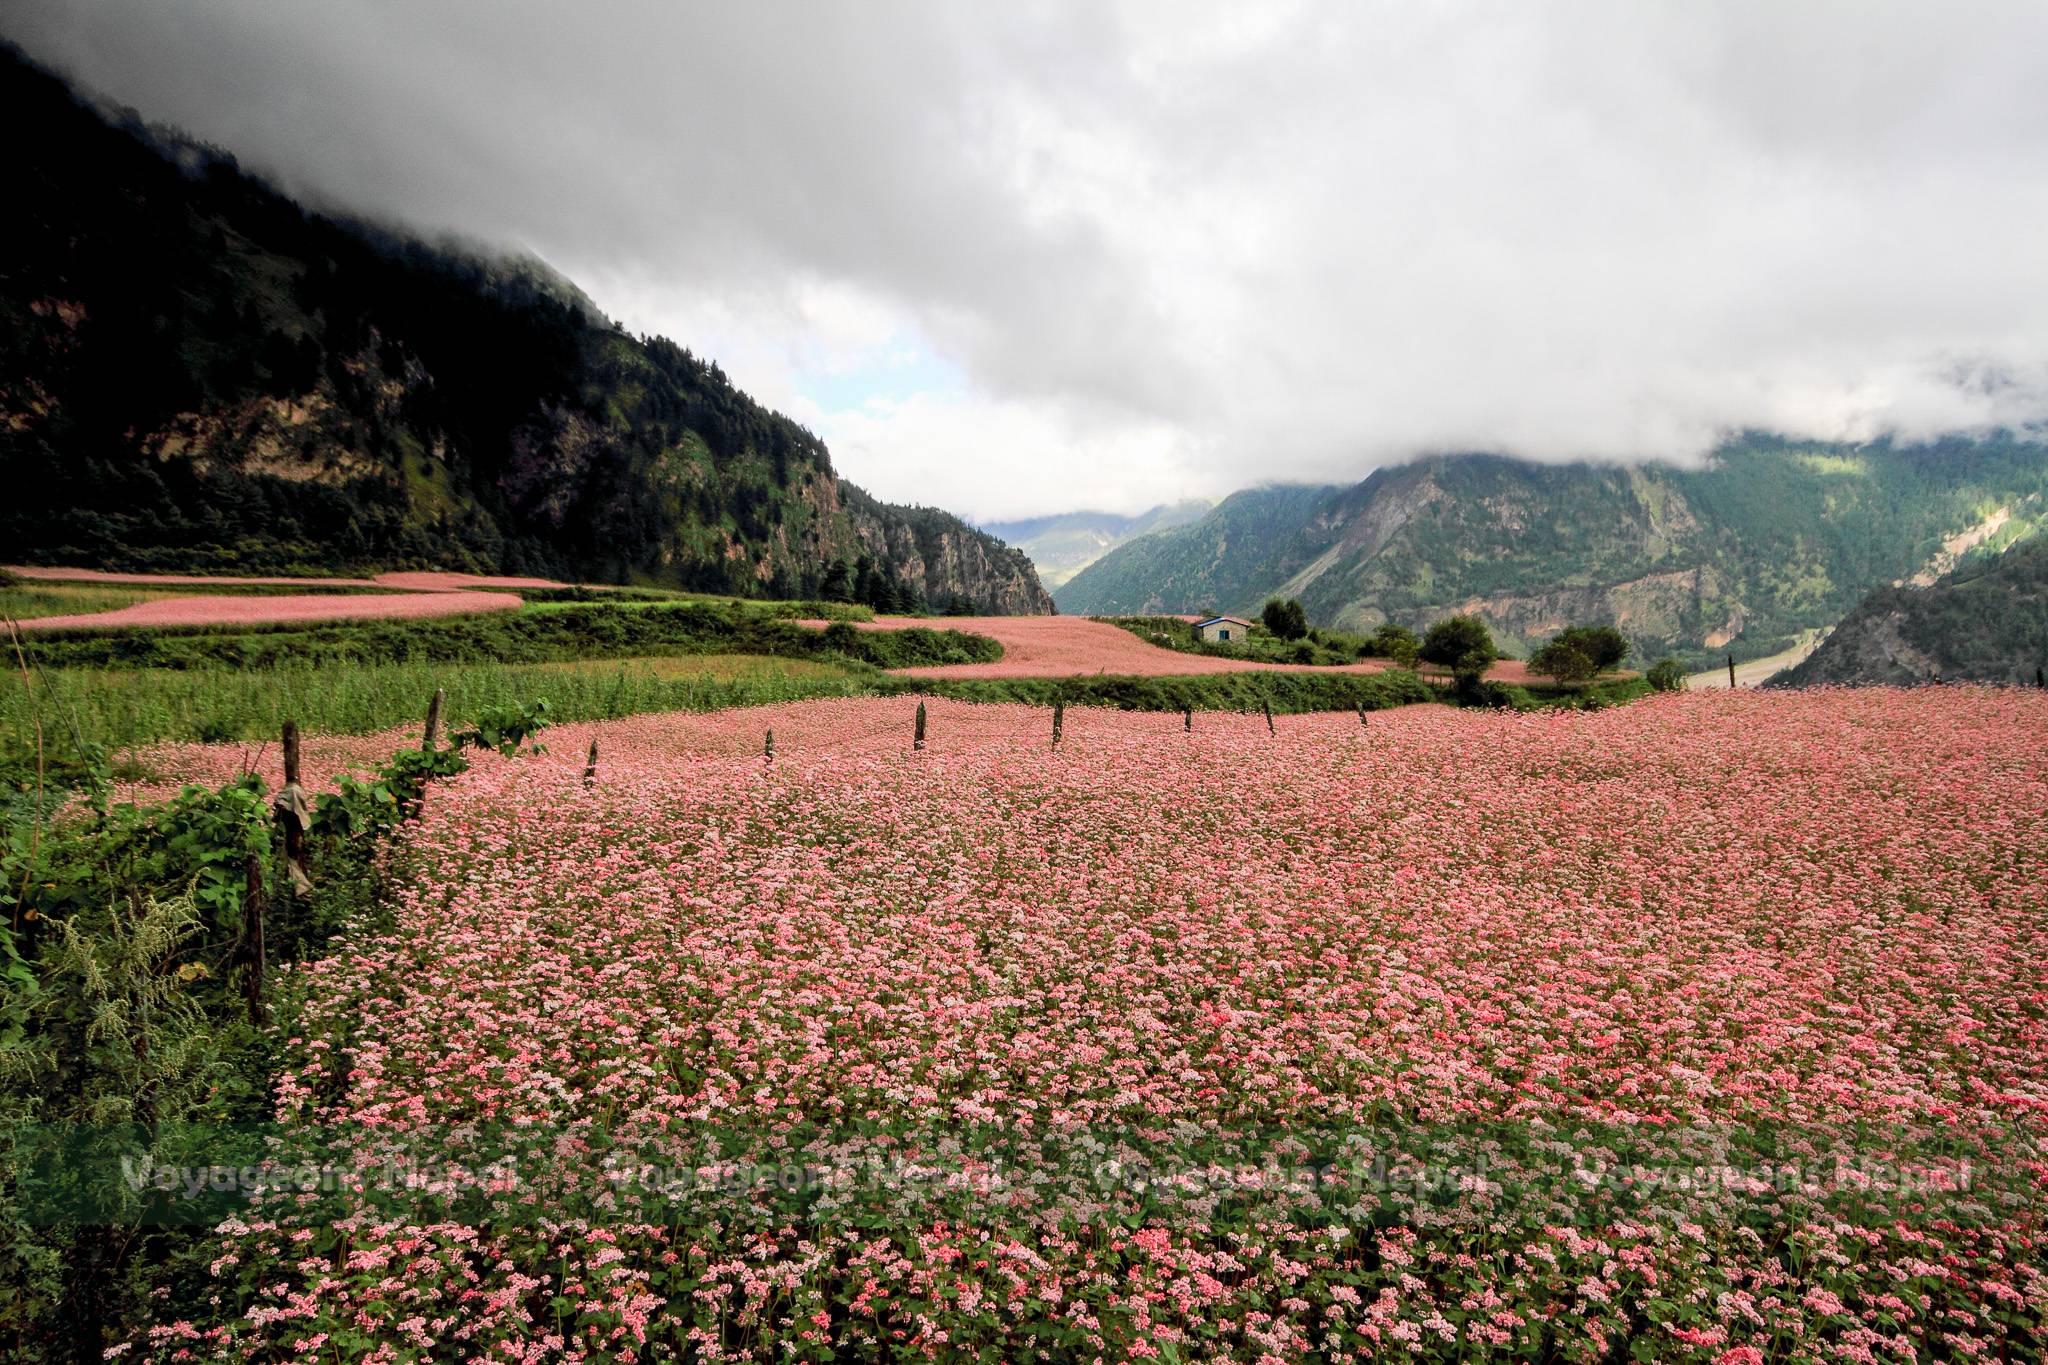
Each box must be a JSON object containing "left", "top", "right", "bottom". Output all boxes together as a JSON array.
[
  {"left": 144, "top": 689, "right": 2048, "bottom": 1362},
  {"left": 6, "top": 565, "right": 572, "bottom": 630},
  {"left": 7, "top": 566, "right": 569, "bottom": 592}
]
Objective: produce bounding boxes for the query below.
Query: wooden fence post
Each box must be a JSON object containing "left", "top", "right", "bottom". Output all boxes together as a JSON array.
[
  {"left": 1051, "top": 699, "right": 1064, "bottom": 750},
  {"left": 1262, "top": 698, "right": 1275, "bottom": 735},
  {"left": 1727, "top": 654, "right": 1736, "bottom": 689},
  {"left": 914, "top": 700, "right": 928, "bottom": 751},
  {"left": 1358, "top": 702, "right": 1369, "bottom": 728},
  {"left": 274, "top": 719, "right": 312, "bottom": 895},
  {"left": 423, "top": 687, "right": 445, "bottom": 751},
  {"left": 1183, "top": 706, "right": 1192, "bottom": 732},
  {"left": 242, "top": 852, "right": 266, "bottom": 1026},
  {"left": 765, "top": 729, "right": 775, "bottom": 763},
  {"left": 582, "top": 737, "right": 599, "bottom": 785}
]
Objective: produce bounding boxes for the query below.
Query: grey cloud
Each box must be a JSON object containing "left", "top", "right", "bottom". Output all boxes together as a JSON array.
[{"left": 8, "top": 1, "right": 2048, "bottom": 518}]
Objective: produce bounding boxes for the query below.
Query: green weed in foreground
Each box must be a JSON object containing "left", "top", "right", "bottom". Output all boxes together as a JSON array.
[
  {"left": 0, "top": 584, "right": 201, "bottom": 621},
  {"left": 0, "top": 580, "right": 410, "bottom": 620},
  {"left": 0, "top": 655, "right": 876, "bottom": 752}
]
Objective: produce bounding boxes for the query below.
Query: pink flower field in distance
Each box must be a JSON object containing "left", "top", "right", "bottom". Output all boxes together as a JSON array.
[
  {"left": 5, "top": 564, "right": 386, "bottom": 589},
  {"left": 6, "top": 564, "right": 570, "bottom": 592},
  {"left": 133, "top": 687, "right": 2048, "bottom": 1361}
]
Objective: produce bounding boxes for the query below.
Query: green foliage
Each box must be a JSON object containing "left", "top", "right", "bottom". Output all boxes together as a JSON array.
[
  {"left": 0, "top": 655, "right": 873, "bottom": 753},
  {"left": 1646, "top": 658, "right": 1689, "bottom": 692},
  {"left": 1260, "top": 597, "right": 1308, "bottom": 640},
  {"left": 1527, "top": 641, "right": 1597, "bottom": 683},
  {"left": 1361, "top": 623, "right": 1421, "bottom": 667},
  {"left": 927, "top": 668, "right": 1434, "bottom": 715},
  {"left": 1420, "top": 615, "right": 1498, "bottom": 669},
  {"left": 1455, "top": 676, "right": 1533, "bottom": 710},
  {"left": 1549, "top": 625, "right": 1630, "bottom": 672},
  {"left": 309, "top": 744, "right": 471, "bottom": 843},
  {"left": 1094, "top": 616, "right": 1363, "bottom": 667},
  {"left": 15, "top": 601, "right": 1001, "bottom": 674},
  {"left": 1536, "top": 677, "right": 1655, "bottom": 711},
  {"left": 451, "top": 698, "right": 552, "bottom": 757},
  {"left": 1, "top": 887, "right": 239, "bottom": 1359},
  {"left": 0, "top": 699, "right": 520, "bottom": 1358}
]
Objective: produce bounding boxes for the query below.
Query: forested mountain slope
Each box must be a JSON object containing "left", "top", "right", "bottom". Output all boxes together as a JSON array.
[
  {"left": 1059, "top": 442, "right": 2048, "bottom": 666},
  {"left": 0, "top": 46, "right": 1051, "bottom": 612},
  {"left": 1774, "top": 532, "right": 2048, "bottom": 685}
]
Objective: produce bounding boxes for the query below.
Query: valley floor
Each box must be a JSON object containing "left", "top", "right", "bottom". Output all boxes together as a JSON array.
[{"left": 1686, "top": 628, "right": 1830, "bottom": 689}]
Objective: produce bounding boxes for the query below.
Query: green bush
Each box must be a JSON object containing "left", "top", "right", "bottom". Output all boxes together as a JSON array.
[{"left": 1646, "top": 658, "right": 1688, "bottom": 692}]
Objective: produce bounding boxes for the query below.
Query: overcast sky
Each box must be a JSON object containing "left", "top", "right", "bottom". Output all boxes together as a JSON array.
[{"left": 10, "top": 2, "right": 2048, "bottom": 520}]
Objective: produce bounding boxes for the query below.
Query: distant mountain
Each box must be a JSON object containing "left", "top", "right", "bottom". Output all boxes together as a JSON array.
[
  {"left": 1773, "top": 532, "right": 2048, "bottom": 686},
  {"left": 982, "top": 500, "right": 1211, "bottom": 590},
  {"left": 1057, "top": 441, "right": 2048, "bottom": 667},
  {"left": 0, "top": 46, "right": 1051, "bottom": 612}
]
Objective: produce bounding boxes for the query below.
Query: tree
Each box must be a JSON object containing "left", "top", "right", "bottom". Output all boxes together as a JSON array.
[
  {"left": 1646, "top": 658, "right": 1688, "bottom": 692},
  {"left": 1420, "top": 615, "right": 1497, "bottom": 669},
  {"left": 819, "top": 559, "right": 853, "bottom": 603},
  {"left": 1527, "top": 639, "right": 1597, "bottom": 683},
  {"left": 1364, "top": 623, "right": 1421, "bottom": 668},
  {"left": 1261, "top": 597, "right": 1308, "bottom": 640},
  {"left": 1550, "top": 625, "right": 1629, "bottom": 673}
]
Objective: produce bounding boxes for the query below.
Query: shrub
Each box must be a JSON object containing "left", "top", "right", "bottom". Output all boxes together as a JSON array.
[
  {"left": 1454, "top": 674, "right": 1531, "bottom": 710},
  {"left": 1421, "top": 615, "right": 1497, "bottom": 669},
  {"left": 1646, "top": 657, "right": 1688, "bottom": 692}
]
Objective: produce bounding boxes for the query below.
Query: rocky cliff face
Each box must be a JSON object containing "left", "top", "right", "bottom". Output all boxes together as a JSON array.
[
  {"left": 840, "top": 488, "right": 1055, "bottom": 614},
  {"left": 0, "top": 45, "right": 1053, "bottom": 612}
]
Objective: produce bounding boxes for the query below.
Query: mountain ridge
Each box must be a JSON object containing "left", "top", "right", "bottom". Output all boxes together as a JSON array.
[
  {"left": 1773, "top": 532, "right": 2048, "bottom": 685},
  {"left": 0, "top": 46, "right": 1052, "bottom": 612},
  {"left": 982, "top": 499, "right": 1211, "bottom": 590},
  {"left": 1058, "top": 442, "right": 2048, "bottom": 666}
]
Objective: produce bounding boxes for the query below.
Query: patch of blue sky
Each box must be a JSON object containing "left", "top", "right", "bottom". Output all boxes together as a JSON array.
[{"left": 795, "top": 337, "right": 967, "bottom": 414}]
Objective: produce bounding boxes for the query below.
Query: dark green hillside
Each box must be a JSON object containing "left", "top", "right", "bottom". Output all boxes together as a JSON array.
[
  {"left": 0, "top": 45, "right": 1050, "bottom": 612},
  {"left": 1051, "top": 484, "right": 1340, "bottom": 615},
  {"left": 1775, "top": 532, "right": 2048, "bottom": 686},
  {"left": 1058, "top": 439, "right": 2048, "bottom": 667}
]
